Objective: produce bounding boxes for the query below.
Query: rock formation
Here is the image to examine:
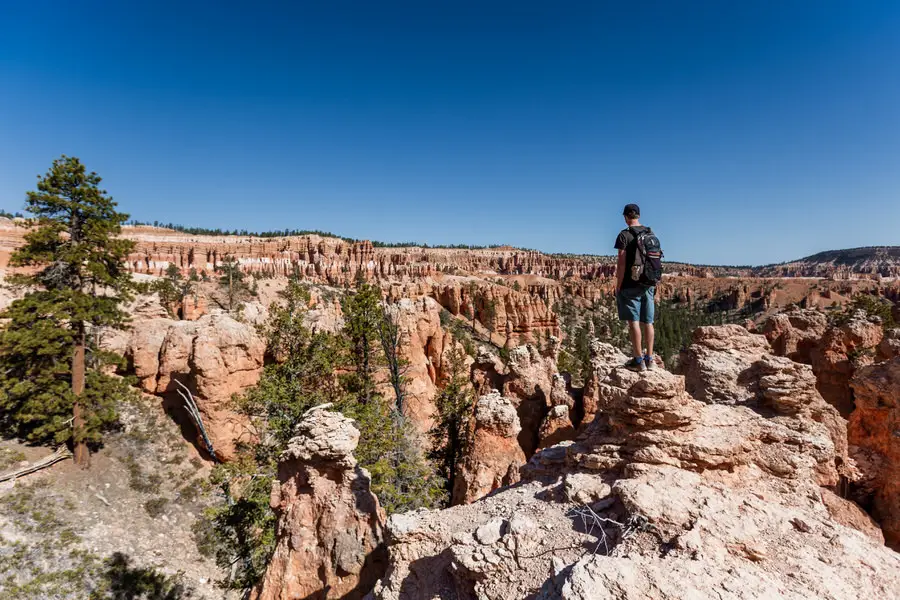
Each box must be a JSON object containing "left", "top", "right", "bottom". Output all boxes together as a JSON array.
[
  {"left": 761, "top": 308, "right": 828, "bottom": 363},
  {"left": 452, "top": 391, "right": 526, "bottom": 505},
  {"left": 679, "top": 325, "right": 851, "bottom": 484},
  {"left": 849, "top": 357, "right": 900, "bottom": 550},
  {"left": 810, "top": 313, "right": 884, "bottom": 416},
  {"left": 252, "top": 407, "right": 387, "bottom": 600},
  {"left": 468, "top": 341, "right": 579, "bottom": 461},
  {"left": 382, "top": 297, "right": 459, "bottom": 433},
  {"left": 878, "top": 328, "right": 900, "bottom": 361},
  {"left": 365, "top": 326, "right": 899, "bottom": 600},
  {"left": 126, "top": 311, "right": 265, "bottom": 460},
  {"left": 761, "top": 309, "right": 888, "bottom": 417},
  {"left": 581, "top": 340, "right": 630, "bottom": 427},
  {"left": 180, "top": 293, "right": 208, "bottom": 321}
]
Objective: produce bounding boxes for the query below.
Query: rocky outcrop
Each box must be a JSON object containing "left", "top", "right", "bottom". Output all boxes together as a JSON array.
[
  {"left": 180, "top": 293, "right": 208, "bottom": 321},
  {"left": 762, "top": 308, "right": 894, "bottom": 418},
  {"left": 581, "top": 340, "right": 630, "bottom": 427},
  {"left": 366, "top": 326, "right": 899, "bottom": 600},
  {"left": 761, "top": 308, "right": 828, "bottom": 363},
  {"left": 679, "top": 325, "right": 850, "bottom": 483},
  {"left": 469, "top": 341, "right": 577, "bottom": 462},
  {"left": 503, "top": 345, "right": 564, "bottom": 456},
  {"left": 810, "top": 314, "right": 884, "bottom": 416},
  {"left": 126, "top": 312, "right": 265, "bottom": 460},
  {"left": 252, "top": 408, "right": 387, "bottom": 600},
  {"left": 878, "top": 328, "right": 900, "bottom": 361},
  {"left": 452, "top": 392, "right": 526, "bottom": 505},
  {"left": 849, "top": 357, "right": 900, "bottom": 550},
  {"left": 382, "top": 297, "right": 462, "bottom": 434}
]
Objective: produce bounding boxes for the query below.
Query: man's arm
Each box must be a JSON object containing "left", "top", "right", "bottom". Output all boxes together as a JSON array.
[{"left": 616, "top": 249, "right": 626, "bottom": 293}]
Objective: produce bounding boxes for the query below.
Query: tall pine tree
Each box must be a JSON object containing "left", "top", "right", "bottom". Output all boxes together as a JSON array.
[
  {"left": 0, "top": 156, "right": 134, "bottom": 467},
  {"left": 342, "top": 282, "right": 383, "bottom": 403}
]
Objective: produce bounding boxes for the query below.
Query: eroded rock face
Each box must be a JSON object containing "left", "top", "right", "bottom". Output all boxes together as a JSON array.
[
  {"left": 180, "top": 293, "right": 208, "bottom": 321},
  {"left": 810, "top": 314, "right": 884, "bottom": 417},
  {"left": 452, "top": 391, "right": 526, "bottom": 505},
  {"left": 252, "top": 408, "right": 387, "bottom": 600},
  {"left": 581, "top": 340, "right": 630, "bottom": 427},
  {"left": 366, "top": 326, "right": 899, "bottom": 600},
  {"left": 471, "top": 342, "right": 577, "bottom": 459},
  {"left": 878, "top": 328, "right": 900, "bottom": 362},
  {"left": 679, "top": 325, "right": 850, "bottom": 485},
  {"left": 382, "top": 297, "right": 464, "bottom": 434},
  {"left": 762, "top": 308, "right": 828, "bottom": 363},
  {"left": 763, "top": 309, "right": 892, "bottom": 418},
  {"left": 849, "top": 357, "right": 900, "bottom": 550},
  {"left": 126, "top": 312, "right": 265, "bottom": 460}
]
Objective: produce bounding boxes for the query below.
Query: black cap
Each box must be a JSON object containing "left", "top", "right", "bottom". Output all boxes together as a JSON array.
[{"left": 623, "top": 203, "right": 640, "bottom": 216}]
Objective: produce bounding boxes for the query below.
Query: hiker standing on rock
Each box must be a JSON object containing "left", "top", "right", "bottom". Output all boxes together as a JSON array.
[{"left": 614, "top": 203, "right": 664, "bottom": 371}]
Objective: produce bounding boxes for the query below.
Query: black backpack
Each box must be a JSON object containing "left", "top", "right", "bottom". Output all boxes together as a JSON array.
[{"left": 629, "top": 227, "right": 664, "bottom": 286}]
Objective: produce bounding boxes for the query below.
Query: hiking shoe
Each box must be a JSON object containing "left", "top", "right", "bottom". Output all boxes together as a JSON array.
[
  {"left": 625, "top": 357, "right": 647, "bottom": 372},
  {"left": 643, "top": 354, "right": 655, "bottom": 370}
]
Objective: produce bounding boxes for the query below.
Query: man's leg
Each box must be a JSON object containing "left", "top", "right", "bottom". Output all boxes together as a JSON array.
[
  {"left": 629, "top": 320, "right": 642, "bottom": 357},
  {"left": 641, "top": 286, "right": 656, "bottom": 362},
  {"left": 641, "top": 322, "right": 654, "bottom": 356},
  {"left": 617, "top": 288, "right": 646, "bottom": 370}
]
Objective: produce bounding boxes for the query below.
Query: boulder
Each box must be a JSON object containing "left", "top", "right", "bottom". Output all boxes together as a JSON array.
[
  {"left": 761, "top": 308, "right": 828, "bottom": 363},
  {"left": 878, "top": 328, "right": 900, "bottom": 362}
]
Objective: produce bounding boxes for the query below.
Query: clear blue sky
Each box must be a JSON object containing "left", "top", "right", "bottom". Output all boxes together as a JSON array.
[{"left": 1, "top": 1, "right": 898, "bottom": 265}]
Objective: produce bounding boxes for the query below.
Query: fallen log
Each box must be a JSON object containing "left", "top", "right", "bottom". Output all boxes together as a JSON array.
[{"left": 0, "top": 446, "right": 72, "bottom": 483}]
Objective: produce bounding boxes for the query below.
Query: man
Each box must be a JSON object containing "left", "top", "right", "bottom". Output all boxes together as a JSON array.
[{"left": 614, "top": 203, "right": 656, "bottom": 371}]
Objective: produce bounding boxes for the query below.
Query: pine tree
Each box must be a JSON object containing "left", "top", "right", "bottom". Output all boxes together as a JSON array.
[
  {"left": 216, "top": 255, "right": 247, "bottom": 312},
  {"left": 379, "top": 304, "right": 408, "bottom": 413},
  {"left": 484, "top": 298, "right": 498, "bottom": 340},
  {"left": 0, "top": 156, "right": 134, "bottom": 467},
  {"left": 466, "top": 281, "right": 479, "bottom": 333},
  {"left": 342, "top": 282, "right": 383, "bottom": 403},
  {"left": 153, "top": 263, "right": 194, "bottom": 318},
  {"left": 430, "top": 345, "right": 473, "bottom": 504},
  {"left": 202, "top": 280, "right": 443, "bottom": 589}
]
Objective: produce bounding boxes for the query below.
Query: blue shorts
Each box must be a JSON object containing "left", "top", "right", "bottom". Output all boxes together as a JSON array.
[{"left": 617, "top": 286, "right": 655, "bottom": 324}]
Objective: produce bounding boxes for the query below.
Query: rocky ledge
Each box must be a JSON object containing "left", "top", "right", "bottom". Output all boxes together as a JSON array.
[{"left": 363, "top": 326, "right": 899, "bottom": 599}]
